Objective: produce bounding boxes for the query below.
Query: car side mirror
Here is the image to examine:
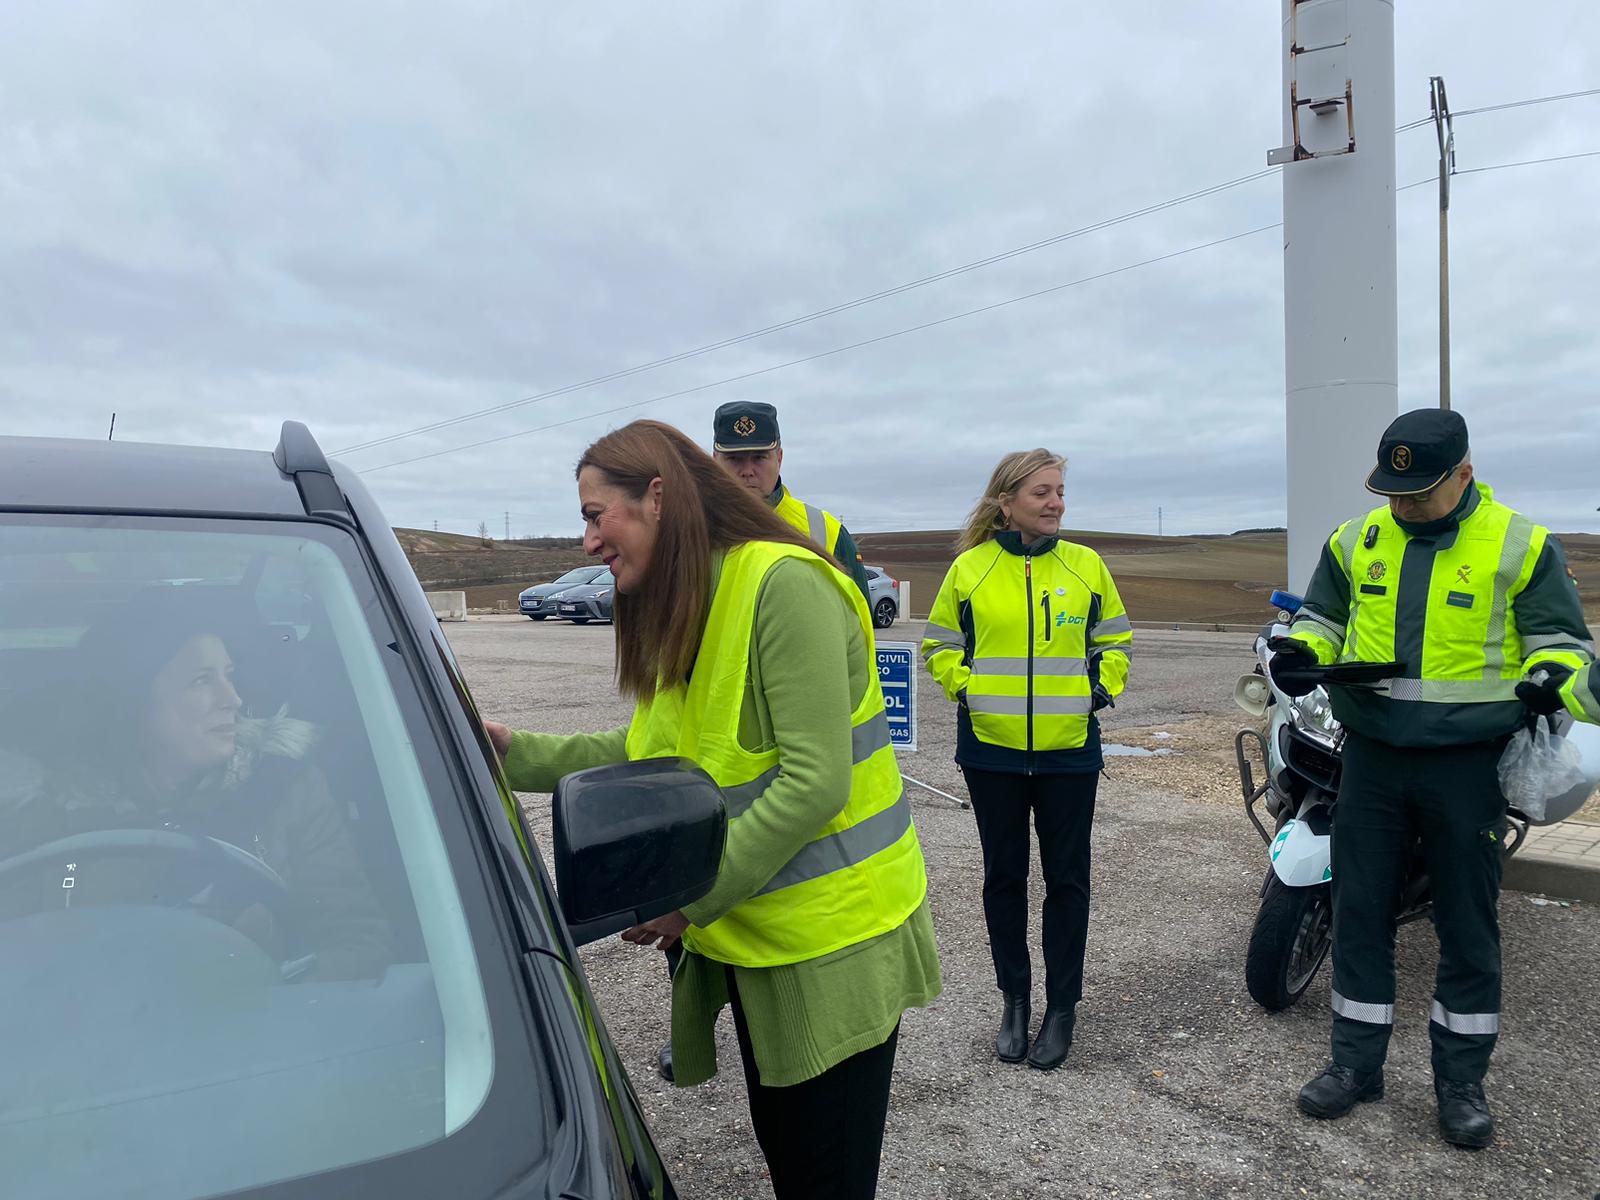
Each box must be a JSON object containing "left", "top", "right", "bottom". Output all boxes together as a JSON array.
[{"left": 553, "top": 758, "right": 727, "bottom": 946}]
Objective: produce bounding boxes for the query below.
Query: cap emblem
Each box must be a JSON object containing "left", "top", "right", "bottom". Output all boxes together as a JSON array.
[
  {"left": 1391, "top": 445, "right": 1412, "bottom": 471},
  {"left": 733, "top": 416, "right": 757, "bottom": 437}
]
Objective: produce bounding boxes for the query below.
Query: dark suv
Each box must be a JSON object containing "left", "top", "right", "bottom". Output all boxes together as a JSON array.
[{"left": 0, "top": 424, "right": 724, "bottom": 1200}]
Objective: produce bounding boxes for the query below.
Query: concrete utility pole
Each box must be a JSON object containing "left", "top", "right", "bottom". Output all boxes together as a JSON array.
[{"left": 1272, "top": 0, "right": 1400, "bottom": 592}]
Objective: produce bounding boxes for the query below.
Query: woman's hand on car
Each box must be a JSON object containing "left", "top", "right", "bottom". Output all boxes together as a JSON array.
[
  {"left": 621, "top": 910, "right": 689, "bottom": 951},
  {"left": 483, "top": 720, "right": 512, "bottom": 760}
]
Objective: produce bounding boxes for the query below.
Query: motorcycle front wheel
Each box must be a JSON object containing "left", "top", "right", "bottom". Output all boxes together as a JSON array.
[{"left": 1246, "top": 877, "right": 1332, "bottom": 1012}]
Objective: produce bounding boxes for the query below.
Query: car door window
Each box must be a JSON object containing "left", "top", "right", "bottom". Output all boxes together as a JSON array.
[{"left": 0, "top": 517, "right": 502, "bottom": 1199}]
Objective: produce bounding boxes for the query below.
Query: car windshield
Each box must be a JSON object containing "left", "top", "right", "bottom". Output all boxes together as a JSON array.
[
  {"left": 554, "top": 566, "right": 602, "bottom": 585},
  {"left": 0, "top": 516, "right": 518, "bottom": 1199}
]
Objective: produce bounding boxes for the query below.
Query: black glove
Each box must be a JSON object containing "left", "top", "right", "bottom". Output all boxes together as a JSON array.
[
  {"left": 1091, "top": 683, "right": 1113, "bottom": 713},
  {"left": 1266, "top": 636, "right": 1322, "bottom": 699},
  {"left": 1516, "top": 667, "right": 1571, "bottom": 717}
]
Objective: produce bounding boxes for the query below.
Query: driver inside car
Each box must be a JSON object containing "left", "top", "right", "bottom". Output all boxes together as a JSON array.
[{"left": 0, "top": 588, "right": 393, "bottom": 982}]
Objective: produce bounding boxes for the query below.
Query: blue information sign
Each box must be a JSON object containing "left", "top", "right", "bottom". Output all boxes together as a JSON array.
[{"left": 875, "top": 640, "right": 918, "bottom": 751}]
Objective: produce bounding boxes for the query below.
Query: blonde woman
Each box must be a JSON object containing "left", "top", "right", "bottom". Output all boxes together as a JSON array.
[
  {"left": 485, "top": 420, "right": 940, "bottom": 1200},
  {"left": 921, "top": 449, "right": 1131, "bottom": 1070}
]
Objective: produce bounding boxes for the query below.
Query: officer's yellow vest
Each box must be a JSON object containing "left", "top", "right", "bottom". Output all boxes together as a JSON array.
[
  {"left": 921, "top": 539, "right": 1133, "bottom": 753},
  {"left": 773, "top": 485, "right": 846, "bottom": 561},
  {"left": 624, "top": 540, "right": 927, "bottom": 967},
  {"left": 1291, "top": 485, "right": 1582, "bottom": 702}
]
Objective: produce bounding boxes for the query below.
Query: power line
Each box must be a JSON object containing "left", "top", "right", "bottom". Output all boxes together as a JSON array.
[
  {"left": 1453, "top": 87, "right": 1600, "bottom": 120},
  {"left": 362, "top": 142, "right": 1600, "bottom": 477},
  {"left": 332, "top": 168, "right": 1281, "bottom": 456},
  {"left": 1453, "top": 149, "right": 1600, "bottom": 177},
  {"left": 359, "top": 223, "right": 1281, "bottom": 475},
  {"left": 341, "top": 85, "right": 1599, "bottom": 461}
]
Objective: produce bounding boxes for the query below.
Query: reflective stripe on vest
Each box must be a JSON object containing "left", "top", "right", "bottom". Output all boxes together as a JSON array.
[
  {"left": 624, "top": 541, "right": 927, "bottom": 967},
  {"left": 773, "top": 486, "right": 844, "bottom": 560},
  {"left": 1334, "top": 486, "right": 1553, "bottom": 698}
]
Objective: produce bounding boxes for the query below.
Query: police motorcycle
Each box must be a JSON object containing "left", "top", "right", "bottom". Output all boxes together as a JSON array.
[{"left": 1230, "top": 589, "right": 1600, "bottom": 1012}]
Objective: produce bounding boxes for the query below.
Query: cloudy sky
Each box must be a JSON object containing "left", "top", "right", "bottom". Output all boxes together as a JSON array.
[{"left": 3, "top": 2, "right": 1597, "bottom": 539}]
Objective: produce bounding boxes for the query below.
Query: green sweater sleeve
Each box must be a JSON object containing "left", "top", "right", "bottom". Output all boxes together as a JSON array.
[
  {"left": 502, "top": 726, "right": 628, "bottom": 793},
  {"left": 680, "top": 558, "right": 857, "bottom": 927}
]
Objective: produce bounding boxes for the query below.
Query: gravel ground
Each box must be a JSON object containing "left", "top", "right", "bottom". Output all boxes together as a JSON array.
[{"left": 448, "top": 616, "right": 1600, "bottom": 1199}]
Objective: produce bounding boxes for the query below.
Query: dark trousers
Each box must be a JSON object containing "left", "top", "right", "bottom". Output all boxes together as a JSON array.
[
  {"left": 961, "top": 767, "right": 1098, "bottom": 1010},
  {"left": 1330, "top": 730, "right": 1508, "bottom": 1082},
  {"left": 726, "top": 968, "right": 899, "bottom": 1200}
]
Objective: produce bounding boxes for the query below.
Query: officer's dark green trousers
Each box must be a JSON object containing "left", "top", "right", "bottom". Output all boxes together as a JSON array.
[{"left": 1330, "top": 729, "right": 1509, "bottom": 1082}]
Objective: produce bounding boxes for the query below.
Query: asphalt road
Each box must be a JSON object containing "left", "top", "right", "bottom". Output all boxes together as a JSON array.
[{"left": 448, "top": 616, "right": 1600, "bottom": 1200}]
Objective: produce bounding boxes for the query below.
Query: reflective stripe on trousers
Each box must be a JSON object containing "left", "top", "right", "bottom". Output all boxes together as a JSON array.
[
  {"left": 1331, "top": 989, "right": 1395, "bottom": 1025},
  {"left": 1431, "top": 1000, "right": 1500, "bottom": 1035}
]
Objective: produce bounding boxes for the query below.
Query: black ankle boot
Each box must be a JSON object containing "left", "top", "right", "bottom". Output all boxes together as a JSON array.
[
  {"left": 1026, "top": 1005, "right": 1075, "bottom": 1071},
  {"left": 995, "top": 994, "right": 1030, "bottom": 1063},
  {"left": 1297, "top": 1062, "right": 1384, "bottom": 1118},
  {"left": 1435, "top": 1079, "right": 1494, "bottom": 1149},
  {"left": 657, "top": 1041, "right": 674, "bottom": 1083}
]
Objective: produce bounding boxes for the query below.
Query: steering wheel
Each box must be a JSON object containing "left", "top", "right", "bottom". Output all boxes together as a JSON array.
[{"left": 0, "top": 829, "right": 312, "bottom": 976}]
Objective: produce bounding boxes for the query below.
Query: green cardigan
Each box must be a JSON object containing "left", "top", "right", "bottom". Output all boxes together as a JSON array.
[{"left": 504, "top": 554, "right": 941, "bottom": 1087}]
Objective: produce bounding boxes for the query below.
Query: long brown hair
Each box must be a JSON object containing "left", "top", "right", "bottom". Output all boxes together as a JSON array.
[
  {"left": 954, "top": 448, "right": 1067, "bottom": 554},
  {"left": 577, "top": 419, "right": 836, "bottom": 701}
]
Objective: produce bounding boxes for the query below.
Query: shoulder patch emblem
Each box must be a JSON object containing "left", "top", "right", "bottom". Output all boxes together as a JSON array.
[{"left": 1366, "top": 560, "right": 1387, "bottom": 582}]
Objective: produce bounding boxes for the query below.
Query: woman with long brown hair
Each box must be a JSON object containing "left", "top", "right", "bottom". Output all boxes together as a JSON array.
[{"left": 484, "top": 419, "right": 940, "bottom": 1200}]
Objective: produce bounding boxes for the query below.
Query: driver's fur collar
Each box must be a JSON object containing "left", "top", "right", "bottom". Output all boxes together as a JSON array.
[{"left": 218, "top": 708, "right": 318, "bottom": 790}]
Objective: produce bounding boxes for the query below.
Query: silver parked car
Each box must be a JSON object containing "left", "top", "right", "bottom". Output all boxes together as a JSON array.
[
  {"left": 864, "top": 565, "right": 900, "bottom": 629},
  {"left": 519, "top": 565, "right": 609, "bottom": 620}
]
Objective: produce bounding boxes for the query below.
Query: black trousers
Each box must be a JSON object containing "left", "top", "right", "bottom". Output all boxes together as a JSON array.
[
  {"left": 1330, "top": 730, "right": 1508, "bottom": 1082},
  {"left": 727, "top": 969, "right": 899, "bottom": 1200},
  {"left": 961, "top": 767, "right": 1099, "bottom": 1010}
]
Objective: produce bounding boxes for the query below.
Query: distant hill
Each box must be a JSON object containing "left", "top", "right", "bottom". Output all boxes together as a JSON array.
[
  {"left": 390, "top": 524, "right": 1600, "bottom": 624},
  {"left": 854, "top": 528, "right": 1288, "bottom": 623},
  {"left": 394, "top": 527, "right": 587, "bottom": 610}
]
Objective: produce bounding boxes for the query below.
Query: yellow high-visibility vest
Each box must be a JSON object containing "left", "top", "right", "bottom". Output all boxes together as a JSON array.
[
  {"left": 773, "top": 485, "right": 846, "bottom": 561},
  {"left": 625, "top": 540, "right": 927, "bottom": 967},
  {"left": 922, "top": 537, "right": 1133, "bottom": 752}
]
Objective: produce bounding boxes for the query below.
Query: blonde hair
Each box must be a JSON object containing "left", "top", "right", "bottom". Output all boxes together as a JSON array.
[{"left": 955, "top": 448, "right": 1067, "bottom": 554}]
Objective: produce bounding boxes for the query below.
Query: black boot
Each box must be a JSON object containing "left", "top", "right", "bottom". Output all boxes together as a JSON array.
[
  {"left": 1026, "top": 1006, "right": 1074, "bottom": 1071},
  {"left": 1435, "top": 1079, "right": 1494, "bottom": 1149},
  {"left": 657, "top": 1041, "right": 674, "bottom": 1083},
  {"left": 1297, "top": 1062, "right": 1384, "bottom": 1118},
  {"left": 995, "top": 994, "right": 1030, "bottom": 1063}
]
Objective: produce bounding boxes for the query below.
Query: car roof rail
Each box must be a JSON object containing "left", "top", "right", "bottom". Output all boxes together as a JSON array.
[{"left": 273, "top": 421, "right": 352, "bottom": 524}]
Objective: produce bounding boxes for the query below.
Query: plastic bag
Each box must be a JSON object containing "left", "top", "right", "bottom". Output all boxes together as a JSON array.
[{"left": 1498, "top": 719, "right": 1587, "bottom": 823}]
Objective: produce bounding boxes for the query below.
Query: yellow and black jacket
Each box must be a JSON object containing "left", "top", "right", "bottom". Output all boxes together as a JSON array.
[
  {"left": 1287, "top": 482, "right": 1595, "bottom": 747},
  {"left": 922, "top": 532, "right": 1132, "bottom": 774}
]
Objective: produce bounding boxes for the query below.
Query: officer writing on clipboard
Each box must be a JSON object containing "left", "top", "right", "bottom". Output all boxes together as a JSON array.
[{"left": 1272, "top": 409, "right": 1595, "bottom": 1148}]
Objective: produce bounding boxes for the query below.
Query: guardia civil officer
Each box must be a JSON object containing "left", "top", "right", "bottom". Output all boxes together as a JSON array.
[
  {"left": 921, "top": 449, "right": 1132, "bottom": 1070},
  {"left": 712, "top": 400, "right": 873, "bottom": 604},
  {"left": 1274, "top": 408, "right": 1595, "bottom": 1148}
]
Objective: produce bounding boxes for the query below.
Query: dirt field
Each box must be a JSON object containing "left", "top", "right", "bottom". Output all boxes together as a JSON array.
[{"left": 400, "top": 525, "right": 1600, "bottom": 628}]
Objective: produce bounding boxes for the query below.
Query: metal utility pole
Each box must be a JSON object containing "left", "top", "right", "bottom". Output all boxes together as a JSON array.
[
  {"left": 1158, "top": 506, "right": 1164, "bottom": 537},
  {"left": 107, "top": 413, "right": 116, "bottom": 440},
  {"left": 1430, "top": 75, "right": 1455, "bottom": 411},
  {"left": 1271, "top": 0, "right": 1399, "bottom": 593},
  {"left": 504, "top": 511, "right": 510, "bottom": 541}
]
